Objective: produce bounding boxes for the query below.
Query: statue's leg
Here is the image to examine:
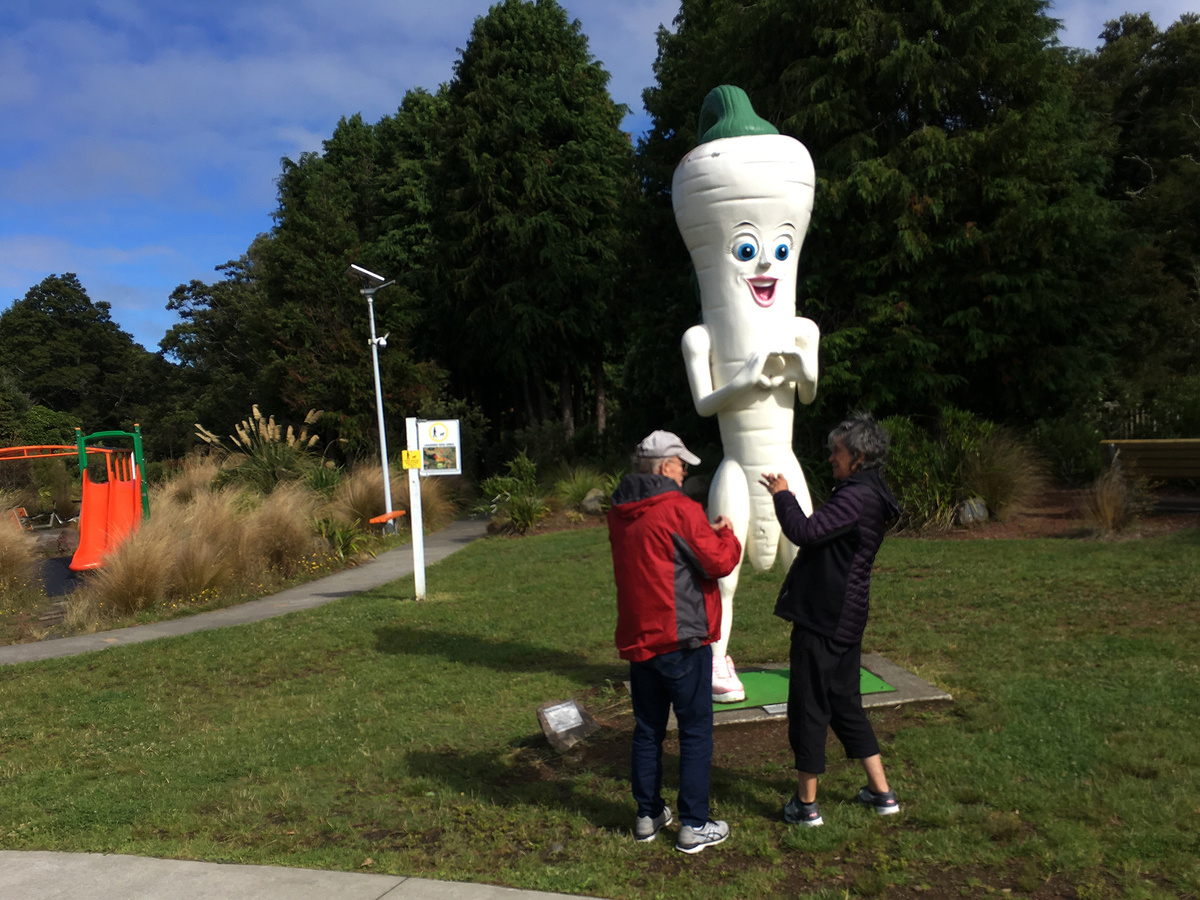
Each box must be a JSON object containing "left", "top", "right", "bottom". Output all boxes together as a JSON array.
[
  {"left": 709, "top": 458, "right": 748, "bottom": 703},
  {"left": 778, "top": 450, "right": 811, "bottom": 567}
]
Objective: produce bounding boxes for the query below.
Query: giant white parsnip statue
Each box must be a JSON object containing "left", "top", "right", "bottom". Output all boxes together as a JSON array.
[{"left": 673, "top": 85, "right": 819, "bottom": 702}]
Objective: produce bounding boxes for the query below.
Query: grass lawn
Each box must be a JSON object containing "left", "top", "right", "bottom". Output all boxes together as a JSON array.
[{"left": 1, "top": 525, "right": 1198, "bottom": 899}]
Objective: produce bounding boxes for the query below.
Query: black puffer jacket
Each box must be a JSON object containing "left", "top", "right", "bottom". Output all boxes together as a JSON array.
[{"left": 772, "top": 469, "right": 901, "bottom": 644}]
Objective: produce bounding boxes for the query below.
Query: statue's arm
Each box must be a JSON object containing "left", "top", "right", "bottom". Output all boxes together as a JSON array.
[{"left": 682, "top": 324, "right": 770, "bottom": 418}]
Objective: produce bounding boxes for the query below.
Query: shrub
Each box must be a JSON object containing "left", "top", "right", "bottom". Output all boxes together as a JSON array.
[
  {"left": 880, "top": 415, "right": 958, "bottom": 530},
  {"left": 882, "top": 407, "right": 1031, "bottom": 529},
  {"left": 315, "top": 519, "right": 371, "bottom": 562},
  {"left": 31, "top": 458, "right": 76, "bottom": 519},
  {"left": 168, "top": 489, "right": 242, "bottom": 599},
  {"left": 304, "top": 461, "right": 342, "bottom": 496},
  {"left": 476, "top": 451, "right": 548, "bottom": 535},
  {"left": 69, "top": 515, "right": 175, "bottom": 620},
  {"left": 67, "top": 479, "right": 326, "bottom": 626},
  {"left": 1031, "top": 416, "right": 1106, "bottom": 484}
]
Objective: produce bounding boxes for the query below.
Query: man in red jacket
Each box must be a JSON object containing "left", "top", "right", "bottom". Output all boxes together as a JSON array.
[{"left": 608, "top": 430, "right": 743, "bottom": 854}]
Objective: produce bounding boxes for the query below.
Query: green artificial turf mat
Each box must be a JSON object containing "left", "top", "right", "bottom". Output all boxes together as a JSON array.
[{"left": 714, "top": 667, "right": 894, "bottom": 711}]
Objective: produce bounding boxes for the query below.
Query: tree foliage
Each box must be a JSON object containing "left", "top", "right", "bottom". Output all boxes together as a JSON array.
[
  {"left": 427, "top": 0, "right": 638, "bottom": 436},
  {"left": 637, "top": 0, "right": 1124, "bottom": 429},
  {"left": 0, "top": 274, "right": 172, "bottom": 440},
  {"left": 1075, "top": 13, "right": 1200, "bottom": 428},
  {"left": 164, "top": 92, "right": 451, "bottom": 453}
]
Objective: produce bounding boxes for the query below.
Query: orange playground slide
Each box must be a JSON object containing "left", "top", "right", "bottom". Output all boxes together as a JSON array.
[{"left": 69, "top": 452, "right": 143, "bottom": 572}]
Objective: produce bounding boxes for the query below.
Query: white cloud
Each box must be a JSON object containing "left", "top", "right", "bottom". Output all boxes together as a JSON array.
[{"left": 4, "top": 0, "right": 1195, "bottom": 353}]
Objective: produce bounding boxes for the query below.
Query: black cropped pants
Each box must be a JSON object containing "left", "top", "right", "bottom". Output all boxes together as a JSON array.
[{"left": 787, "top": 626, "right": 880, "bottom": 773}]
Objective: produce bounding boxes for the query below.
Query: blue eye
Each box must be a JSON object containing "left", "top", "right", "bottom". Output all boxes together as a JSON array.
[
  {"left": 734, "top": 241, "right": 757, "bottom": 261},
  {"left": 775, "top": 243, "right": 790, "bottom": 261}
]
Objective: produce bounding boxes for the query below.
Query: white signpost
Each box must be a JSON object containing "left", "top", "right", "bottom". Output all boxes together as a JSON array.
[{"left": 404, "top": 417, "right": 462, "bottom": 600}]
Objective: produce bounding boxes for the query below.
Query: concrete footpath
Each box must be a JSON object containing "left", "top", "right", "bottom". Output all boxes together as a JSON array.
[{"left": 0, "top": 518, "right": 601, "bottom": 900}]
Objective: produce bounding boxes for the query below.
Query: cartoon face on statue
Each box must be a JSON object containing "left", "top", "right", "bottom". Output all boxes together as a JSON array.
[{"left": 672, "top": 86, "right": 820, "bottom": 703}]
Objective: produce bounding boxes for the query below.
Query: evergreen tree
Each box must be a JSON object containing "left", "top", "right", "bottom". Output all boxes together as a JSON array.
[
  {"left": 0, "top": 274, "right": 165, "bottom": 437},
  {"left": 1076, "top": 14, "right": 1200, "bottom": 430},
  {"left": 162, "top": 252, "right": 278, "bottom": 433},
  {"left": 169, "top": 91, "right": 450, "bottom": 451},
  {"left": 427, "top": 0, "right": 637, "bottom": 436},
  {"left": 637, "top": 0, "right": 1123, "bottom": 427}
]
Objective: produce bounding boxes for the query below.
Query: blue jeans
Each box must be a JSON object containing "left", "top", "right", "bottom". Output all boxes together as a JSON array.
[{"left": 628, "top": 644, "right": 713, "bottom": 828}]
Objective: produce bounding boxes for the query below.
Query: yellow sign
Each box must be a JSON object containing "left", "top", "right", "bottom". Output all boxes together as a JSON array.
[{"left": 402, "top": 450, "right": 422, "bottom": 469}]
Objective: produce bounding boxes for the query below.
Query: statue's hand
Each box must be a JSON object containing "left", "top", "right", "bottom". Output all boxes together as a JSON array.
[
  {"left": 727, "top": 350, "right": 770, "bottom": 392},
  {"left": 777, "top": 339, "right": 818, "bottom": 387}
]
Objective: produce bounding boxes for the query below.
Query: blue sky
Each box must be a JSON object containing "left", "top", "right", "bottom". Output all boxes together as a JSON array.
[{"left": 2, "top": 0, "right": 1197, "bottom": 352}]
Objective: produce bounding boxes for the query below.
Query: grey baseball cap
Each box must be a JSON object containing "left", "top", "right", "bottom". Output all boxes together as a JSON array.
[{"left": 636, "top": 430, "right": 701, "bottom": 466}]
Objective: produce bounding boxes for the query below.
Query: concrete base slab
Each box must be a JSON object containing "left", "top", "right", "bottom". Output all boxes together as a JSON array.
[
  {"left": 709, "top": 654, "right": 952, "bottom": 726},
  {"left": 628, "top": 654, "right": 952, "bottom": 731}
]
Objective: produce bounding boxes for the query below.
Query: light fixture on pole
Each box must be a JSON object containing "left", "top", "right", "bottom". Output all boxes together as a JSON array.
[{"left": 345, "top": 264, "right": 397, "bottom": 533}]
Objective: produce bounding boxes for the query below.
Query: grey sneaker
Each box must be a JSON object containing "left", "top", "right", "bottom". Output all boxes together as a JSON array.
[
  {"left": 782, "top": 793, "right": 823, "bottom": 826},
  {"left": 634, "top": 805, "right": 672, "bottom": 842},
  {"left": 675, "top": 819, "right": 729, "bottom": 854},
  {"left": 856, "top": 786, "right": 900, "bottom": 815}
]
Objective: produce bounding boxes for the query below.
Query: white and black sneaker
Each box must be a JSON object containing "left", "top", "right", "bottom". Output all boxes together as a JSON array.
[
  {"left": 782, "top": 793, "right": 824, "bottom": 826},
  {"left": 856, "top": 786, "right": 901, "bottom": 815},
  {"left": 634, "top": 805, "right": 672, "bottom": 842},
  {"left": 675, "top": 819, "right": 730, "bottom": 854}
]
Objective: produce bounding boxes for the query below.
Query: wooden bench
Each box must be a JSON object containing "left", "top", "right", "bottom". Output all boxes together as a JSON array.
[{"left": 1100, "top": 439, "right": 1200, "bottom": 479}]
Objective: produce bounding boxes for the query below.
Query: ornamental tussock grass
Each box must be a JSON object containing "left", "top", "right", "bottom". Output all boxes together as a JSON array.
[
  {"left": 239, "top": 481, "right": 322, "bottom": 578},
  {"left": 67, "top": 509, "right": 176, "bottom": 621},
  {"left": 1082, "top": 466, "right": 1155, "bottom": 533},
  {"left": 196, "top": 406, "right": 324, "bottom": 494},
  {"left": 392, "top": 472, "right": 460, "bottom": 531},
  {"left": 0, "top": 516, "right": 36, "bottom": 600},
  {"left": 156, "top": 451, "right": 221, "bottom": 506},
  {"left": 328, "top": 460, "right": 459, "bottom": 531},
  {"left": 959, "top": 429, "right": 1047, "bottom": 520},
  {"left": 66, "top": 479, "right": 325, "bottom": 627},
  {"left": 326, "top": 461, "right": 389, "bottom": 526}
]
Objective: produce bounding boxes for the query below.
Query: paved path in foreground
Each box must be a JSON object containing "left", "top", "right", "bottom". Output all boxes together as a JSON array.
[{"left": 0, "top": 518, "right": 608, "bottom": 900}]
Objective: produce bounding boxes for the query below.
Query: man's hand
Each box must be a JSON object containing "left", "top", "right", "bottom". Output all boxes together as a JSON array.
[
  {"left": 759, "top": 472, "right": 789, "bottom": 495},
  {"left": 710, "top": 515, "right": 733, "bottom": 532}
]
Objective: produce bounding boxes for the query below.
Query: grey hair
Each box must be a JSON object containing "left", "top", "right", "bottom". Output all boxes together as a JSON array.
[
  {"left": 632, "top": 455, "right": 670, "bottom": 475},
  {"left": 828, "top": 412, "right": 890, "bottom": 470}
]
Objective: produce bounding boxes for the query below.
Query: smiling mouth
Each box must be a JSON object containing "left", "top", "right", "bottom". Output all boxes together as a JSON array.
[{"left": 748, "top": 277, "right": 777, "bottom": 307}]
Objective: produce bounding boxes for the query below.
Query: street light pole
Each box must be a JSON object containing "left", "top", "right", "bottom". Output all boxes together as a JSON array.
[{"left": 346, "top": 265, "right": 397, "bottom": 534}]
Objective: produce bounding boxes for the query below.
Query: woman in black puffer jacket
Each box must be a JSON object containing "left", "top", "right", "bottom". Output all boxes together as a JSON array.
[{"left": 760, "top": 412, "right": 902, "bottom": 828}]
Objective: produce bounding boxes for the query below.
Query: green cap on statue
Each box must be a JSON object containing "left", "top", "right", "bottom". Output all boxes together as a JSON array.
[{"left": 696, "top": 85, "right": 778, "bottom": 144}]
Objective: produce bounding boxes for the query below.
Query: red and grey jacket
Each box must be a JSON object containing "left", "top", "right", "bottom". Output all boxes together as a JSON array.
[{"left": 607, "top": 473, "right": 742, "bottom": 662}]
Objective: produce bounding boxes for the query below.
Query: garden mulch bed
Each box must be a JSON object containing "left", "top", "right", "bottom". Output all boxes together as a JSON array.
[{"left": 936, "top": 486, "right": 1200, "bottom": 540}]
